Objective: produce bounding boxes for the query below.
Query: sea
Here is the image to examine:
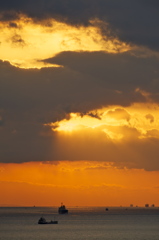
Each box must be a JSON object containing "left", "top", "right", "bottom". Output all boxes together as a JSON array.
[{"left": 0, "top": 206, "right": 159, "bottom": 240}]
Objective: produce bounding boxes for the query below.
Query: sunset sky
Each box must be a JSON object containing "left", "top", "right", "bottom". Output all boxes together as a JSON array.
[{"left": 1, "top": 0, "right": 159, "bottom": 207}]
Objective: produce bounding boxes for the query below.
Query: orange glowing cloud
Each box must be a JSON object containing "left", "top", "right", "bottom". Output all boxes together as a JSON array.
[
  {"left": 0, "top": 15, "right": 131, "bottom": 69},
  {"left": 46, "top": 103, "right": 159, "bottom": 141}
]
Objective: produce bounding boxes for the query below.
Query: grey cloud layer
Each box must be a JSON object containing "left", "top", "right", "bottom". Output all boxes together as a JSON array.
[
  {"left": 45, "top": 51, "right": 159, "bottom": 101},
  {"left": 1, "top": 0, "right": 159, "bottom": 50},
  {"left": 1, "top": 51, "right": 159, "bottom": 169},
  {"left": 2, "top": 51, "right": 159, "bottom": 119}
]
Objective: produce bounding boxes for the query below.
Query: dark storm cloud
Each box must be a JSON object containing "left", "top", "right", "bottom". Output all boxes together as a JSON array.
[
  {"left": 0, "top": 118, "right": 4, "bottom": 126},
  {"left": 1, "top": 0, "right": 159, "bottom": 50},
  {"left": 2, "top": 49, "right": 158, "bottom": 125},
  {"left": 0, "top": 122, "right": 54, "bottom": 163},
  {"left": 44, "top": 51, "right": 159, "bottom": 101},
  {"left": 0, "top": 0, "right": 97, "bottom": 23}
]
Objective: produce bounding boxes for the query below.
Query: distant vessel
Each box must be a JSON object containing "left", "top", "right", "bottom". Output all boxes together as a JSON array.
[
  {"left": 58, "top": 203, "right": 68, "bottom": 214},
  {"left": 38, "top": 217, "right": 58, "bottom": 224}
]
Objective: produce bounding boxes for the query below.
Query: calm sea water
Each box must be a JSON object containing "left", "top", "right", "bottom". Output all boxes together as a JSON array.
[{"left": 0, "top": 206, "right": 159, "bottom": 240}]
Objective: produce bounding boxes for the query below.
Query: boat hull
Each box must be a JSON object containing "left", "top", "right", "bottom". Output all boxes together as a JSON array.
[
  {"left": 38, "top": 221, "right": 58, "bottom": 224},
  {"left": 38, "top": 217, "right": 58, "bottom": 224},
  {"left": 58, "top": 209, "right": 68, "bottom": 214}
]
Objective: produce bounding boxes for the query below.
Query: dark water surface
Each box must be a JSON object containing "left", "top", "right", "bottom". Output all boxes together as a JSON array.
[{"left": 0, "top": 206, "right": 159, "bottom": 240}]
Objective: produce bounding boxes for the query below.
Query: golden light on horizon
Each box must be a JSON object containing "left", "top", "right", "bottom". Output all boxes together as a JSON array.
[
  {"left": 1, "top": 161, "right": 159, "bottom": 206},
  {"left": 0, "top": 15, "right": 131, "bottom": 69}
]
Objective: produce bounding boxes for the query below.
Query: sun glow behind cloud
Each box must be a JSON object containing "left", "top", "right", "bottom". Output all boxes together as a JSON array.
[
  {"left": 46, "top": 103, "right": 159, "bottom": 141},
  {"left": 0, "top": 15, "right": 131, "bottom": 68}
]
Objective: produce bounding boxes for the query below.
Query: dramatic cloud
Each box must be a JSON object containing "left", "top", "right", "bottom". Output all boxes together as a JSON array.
[
  {"left": 45, "top": 51, "right": 159, "bottom": 103},
  {"left": 0, "top": 16, "right": 130, "bottom": 68},
  {"left": 1, "top": 1, "right": 159, "bottom": 172},
  {"left": 1, "top": 0, "right": 159, "bottom": 51}
]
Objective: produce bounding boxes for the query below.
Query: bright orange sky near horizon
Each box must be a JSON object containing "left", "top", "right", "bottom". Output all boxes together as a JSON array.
[{"left": 1, "top": 161, "right": 159, "bottom": 207}]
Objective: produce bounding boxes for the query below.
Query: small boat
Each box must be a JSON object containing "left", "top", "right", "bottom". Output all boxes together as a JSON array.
[
  {"left": 58, "top": 203, "right": 68, "bottom": 214},
  {"left": 38, "top": 217, "right": 58, "bottom": 224}
]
